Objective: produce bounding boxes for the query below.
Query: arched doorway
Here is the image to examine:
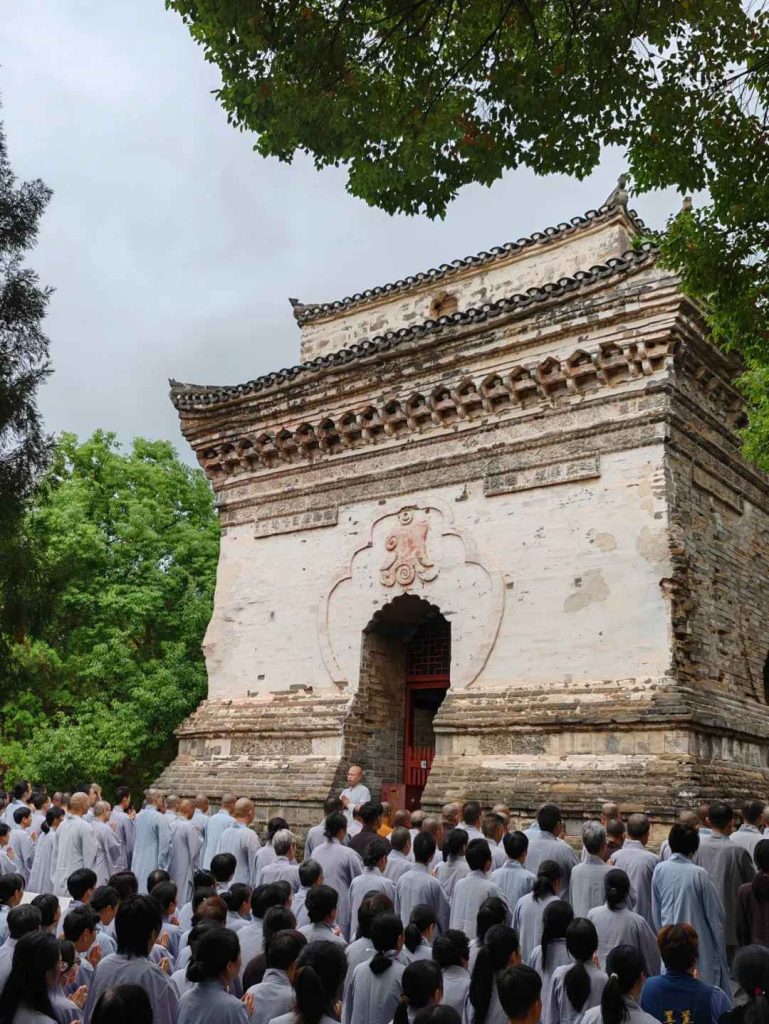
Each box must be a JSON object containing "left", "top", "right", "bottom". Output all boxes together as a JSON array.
[{"left": 360, "top": 595, "right": 451, "bottom": 810}]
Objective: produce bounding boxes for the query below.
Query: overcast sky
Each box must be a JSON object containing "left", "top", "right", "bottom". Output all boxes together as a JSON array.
[{"left": 3, "top": 2, "right": 680, "bottom": 464}]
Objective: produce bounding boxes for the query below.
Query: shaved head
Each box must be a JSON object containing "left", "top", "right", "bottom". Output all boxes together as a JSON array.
[
  {"left": 195, "top": 794, "right": 209, "bottom": 811},
  {"left": 234, "top": 798, "right": 254, "bottom": 821},
  {"left": 70, "top": 793, "right": 89, "bottom": 815},
  {"left": 180, "top": 798, "right": 195, "bottom": 819},
  {"left": 221, "top": 794, "right": 237, "bottom": 811}
]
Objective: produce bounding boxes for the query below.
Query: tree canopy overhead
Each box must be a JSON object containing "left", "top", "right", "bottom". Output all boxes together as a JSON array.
[{"left": 167, "top": 0, "right": 769, "bottom": 462}]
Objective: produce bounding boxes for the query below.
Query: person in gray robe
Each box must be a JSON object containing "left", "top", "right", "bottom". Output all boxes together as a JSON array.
[
  {"left": 258, "top": 829, "right": 301, "bottom": 892},
  {"left": 342, "top": 919, "right": 406, "bottom": 1024},
  {"left": 546, "top": 959, "right": 607, "bottom": 1024},
  {"left": 490, "top": 831, "right": 535, "bottom": 910},
  {"left": 340, "top": 765, "right": 371, "bottom": 829},
  {"left": 304, "top": 798, "right": 347, "bottom": 860},
  {"left": 512, "top": 862, "right": 563, "bottom": 965},
  {"left": 82, "top": 893, "right": 180, "bottom": 1024},
  {"left": 312, "top": 813, "right": 364, "bottom": 941},
  {"left": 524, "top": 805, "right": 578, "bottom": 904},
  {"left": 169, "top": 799, "right": 205, "bottom": 904},
  {"left": 8, "top": 809, "right": 35, "bottom": 884},
  {"left": 215, "top": 799, "right": 261, "bottom": 888},
  {"left": 178, "top": 980, "right": 248, "bottom": 1023},
  {"left": 608, "top": 813, "right": 658, "bottom": 927},
  {"left": 529, "top": 937, "right": 571, "bottom": 998},
  {"left": 53, "top": 795, "right": 96, "bottom": 898},
  {"left": 396, "top": 834, "right": 450, "bottom": 935},
  {"left": 432, "top": 929, "right": 470, "bottom": 1016},
  {"left": 580, "top": 946, "right": 660, "bottom": 1024},
  {"left": 109, "top": 787, "right": 135, "bottom": 870},
  {"left": 449, "top": 840, "right": 510, "bottom": 939},
  {"left": 434, "top": 829, "right": 470, "bottom": 901},
  {"left": 570, "top": 822, "right": 610, "bottom": 919},
  {"left": 731, "top": 799, "right": 766, "bottom": 858},
  {"left": 201, "top": 795, "right": 236, "bottom": 870},
  {"left": 90, "top": 802, "right": 123, "bottom": 888},
  {"left": 246, "top": 966, "right": 294, "bottom": 1024},
  {"left": 586, "top": 866, "right": 659, "bottom": 975},
  {"left": 651, "top": 823, "right": 731, "bottom": 998},
  {"left": 693, "top": 800, "right": 755, "bottom": 962},
  {"left": 192, "top": 794, "right": 209, "bottom": 845},
  {"left": 384, "top": 828, "right": 413, "bottom": 885},
  {"left": 2, "top": 783, "right": 31, "bottom": 828},
  {"left": 348, "top": 840, "right": 397, "bottom": 930},
  {"left": 131, "top": 790, "right": 172, "bottom": 895},
  {"left": 27, "top": 815, "right": 62, "bottom": 894}
]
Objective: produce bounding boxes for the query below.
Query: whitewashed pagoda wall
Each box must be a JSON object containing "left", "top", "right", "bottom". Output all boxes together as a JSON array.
[
  {"left": 204, "top": 442, "right": 671, "bottom": 701},
  {"left": 298, "top": 218, "right": 634, "bottom": 361}
]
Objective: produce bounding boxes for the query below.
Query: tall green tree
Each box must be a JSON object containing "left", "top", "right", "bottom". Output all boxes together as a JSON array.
[
  {"left": 166, "top": 0, "right": 769, "bottom": 462},
  {"left": 0, "top": 116, "right": 53, "bottom": 672},
  {"left": 0, "top": 432, "right": 219, "bottom": 795}
]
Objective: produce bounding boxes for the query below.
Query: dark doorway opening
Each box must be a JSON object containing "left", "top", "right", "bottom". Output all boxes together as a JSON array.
[{"left": 404, "top": 615, "right": 450, "bottom": 809}]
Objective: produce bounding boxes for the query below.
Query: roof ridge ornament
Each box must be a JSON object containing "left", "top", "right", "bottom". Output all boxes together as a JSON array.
[{"left": 604, "top": 174, "right": 629, "bottom": 210}]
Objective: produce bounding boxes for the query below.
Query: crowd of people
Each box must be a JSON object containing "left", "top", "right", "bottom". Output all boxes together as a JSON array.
[{"left": 0, "top": 768, "right": 769, "bottom": 1024}]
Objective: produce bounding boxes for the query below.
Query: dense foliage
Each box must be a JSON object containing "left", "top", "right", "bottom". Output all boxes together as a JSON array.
[
  {"left": 0, "top": 432, "right": 219, "bottom": 796},
  {"left": 167, "top": 0, "right": 769, "bottom": 463}
]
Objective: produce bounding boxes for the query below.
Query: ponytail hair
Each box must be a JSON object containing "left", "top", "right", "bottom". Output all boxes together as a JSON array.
[
  {"left": 540, "top": 900, "right": 572, "bottom": 969},
  {"left": 469, "top": 924, "right": 520, "bottom": 1024},
  {"left": 476, "top": 897, "right": 508, "bottom": 944},
  {"left": 733, "top": 945, "right": 769, "bottom": 1024},
  {"left": 370, "top": 912, "right": 404, "bottom": 975},
  {"left": 186, "top": 927, "right": 240, "bottom": 983},
  {"left": 532, "top": 860, "right": 561, "bottom": 902},
  {"left": 564, "top": 918, "right": 599, "bottom": 1012},
  {"left": 393, "top": 961, "right": 443, "bottom": 1024},
  {"left": 605, "top": 869, "right": 630, "bottom": 911},
  {"left": 601, "top": 945, "right": 646, "bottom": 1024},
  {"left": 405, "top": 904, "right": 437, "bottom": 953},
  {"left": 442, "top": 828, "right": 468, "bottom": 863},
  {"left": 42, "top": 807, "right": 64, "bottom": 835},
  {"left": 0, "top": 931, "right": 59, "bottom": 1024},
  {"left": 293, "top": 940, "right": 347, "bottom": 1024}
]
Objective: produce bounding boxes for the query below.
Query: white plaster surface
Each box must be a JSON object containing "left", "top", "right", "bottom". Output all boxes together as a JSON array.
[
  {"left": 299, "top": 220, "right": 632, "bottom": 360},
  {"left": 203, "top": 444, "right": 672, "bottom": 700}
]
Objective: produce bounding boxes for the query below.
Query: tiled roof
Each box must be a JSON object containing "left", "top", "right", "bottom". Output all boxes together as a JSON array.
[
  {"left": 290, "top": 204, "right": 646, "bottom": 325},
  {"left": 169, "top": 243, "right": 657, "bottom": 411}
]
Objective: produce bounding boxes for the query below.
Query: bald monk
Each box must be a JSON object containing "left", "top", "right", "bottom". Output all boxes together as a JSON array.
[
  {"left": 169, "top": 798, "right": 204, "bottom": 903},
  {"left": 202, "top": 794, "right": 236, "bottom": 869},
  {"left": 214, "top": 798, "right": 261, "bottom": 886},
  {"left": 54, "top": 792, "right": 96, "bottom": 897}
]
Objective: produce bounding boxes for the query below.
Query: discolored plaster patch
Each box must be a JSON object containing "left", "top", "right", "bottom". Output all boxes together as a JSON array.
[
  {"left": 636, "top": 526, "right": 669, "bottom": 564},
  {"left": 564, "top": 570, "right": 610, "bottom": 612}
]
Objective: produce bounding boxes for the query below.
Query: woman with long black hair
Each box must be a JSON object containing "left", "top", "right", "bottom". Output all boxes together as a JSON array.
[
  {"left": 393, "top": 961, "right": 443, "bottom": 1024},
  {"left": 545, "top": 918, "right": 607, "bottom": 1024},
  {"left": 528, "top": 900, "right": 573, "bottom": 991},
  {"left": 435, "top": 830, "right": 470, "bottom": 900},
  {"left": 579, "top": 945, "right": 658, "bottom": 1024},
  {"left": 271, "top": 940, "right": 347, "bottom": 1024},
  {"left": 512, "top": 862, "right": 563, "bottom": 964},
  {"left": 27, "top": 808, "right": 65, "bottom": 895},
  {"left": 466, "top": 924, "right": 520, "bottom": 1024},
  {"left": 343, "top": 912, "right": 406, "bottom": 1024},
  {"left": 719, "top": 945, "right": 769, "bottom": 1024},
  {"left": 178, "top": 926, "right": 248, "bottom": 1023},
  {"left": 0, "top": 931, "right": 60, "bottom": 1024},
  {"left": 404, "top": 905, "right": 438, "bottom": 963},
  {"left": 588, "top": 870, "right": 660, "bottom": 975}
]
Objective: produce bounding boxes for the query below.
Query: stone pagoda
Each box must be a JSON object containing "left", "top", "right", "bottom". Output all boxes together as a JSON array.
[{"left": 157, "top": 190, "right": 769, "bottom": 835}]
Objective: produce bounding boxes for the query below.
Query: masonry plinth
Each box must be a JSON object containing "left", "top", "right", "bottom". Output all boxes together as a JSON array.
[{"left": 159, "top": 199, "right": 769, "bottom": 832}]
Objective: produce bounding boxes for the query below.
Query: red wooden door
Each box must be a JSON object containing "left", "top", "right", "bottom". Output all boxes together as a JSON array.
[{"left": 403, "top": 618, "right": 450, "bottom": 808}]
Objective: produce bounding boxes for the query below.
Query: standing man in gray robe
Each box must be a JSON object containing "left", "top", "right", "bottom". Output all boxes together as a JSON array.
[
  {"left": 570, "top": 822, "right": 610, "bottom": 918},
  {"left": 214, "top": 797, "right": 261, "bottom": 886},
  {"left": 131, "top": 788, "right": 172, "bottom": 894},
  {"left": 109, "top": 787, "right": 134, "bottom": 870},
  {"left": 652, "top": 822, "right": 731, "bottom": 998},
  {"left": 609, "top": 813, "right": 659, "bottom": 927},
  {"left": 192, "top": 794, "right": 209, "bottom": 849},
  {"left": 304, "top": 798, "right": 346, "bottom": 860},
  {"left": 491, "top": 831, "right": 536, "bottom": 909},
  {"left": 8, "top": 809, "right": 34, "bottom": 884},
  {"left": 201, "top": 793, "right": 236, "bottom": 869},
  {"left": 54, "top": 792, "right": 97, "bottom": 897},
  {"left": 396, "top": 832, "right": 450, "bottom": 934},
  {"left": 169, "top": 798, "right": 204, "bottom": 903},
  {"left": 384, "top": 827, "right": 413, "bottom": 884},
  {"left": 694, "top": 800, "right": 754, "bottom": 964},
  {"left": 340, "top": 764, "right": 371, "bottom": 829},
  {"left": 313, "top": 811, "right": 364, "bottom": 940},
  {"left": 2, "top": 782, "right": 30, "bottom": 828},
  {"left": 731, "top": 799, "right": 766, "bottom": 858},
  {"left": 91, "top": 801, "right": 123, "bottom": 887},
  {"left": 450, "top": 838, "right": 509, "bottom": 938},
  {"left": 525, "top": 804, "right": 578, "bottom": 904}
]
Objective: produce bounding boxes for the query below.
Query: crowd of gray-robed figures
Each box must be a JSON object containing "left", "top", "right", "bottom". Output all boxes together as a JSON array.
[{"left": 2, "top": 780, "right": 769, "bottom": 1024}]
